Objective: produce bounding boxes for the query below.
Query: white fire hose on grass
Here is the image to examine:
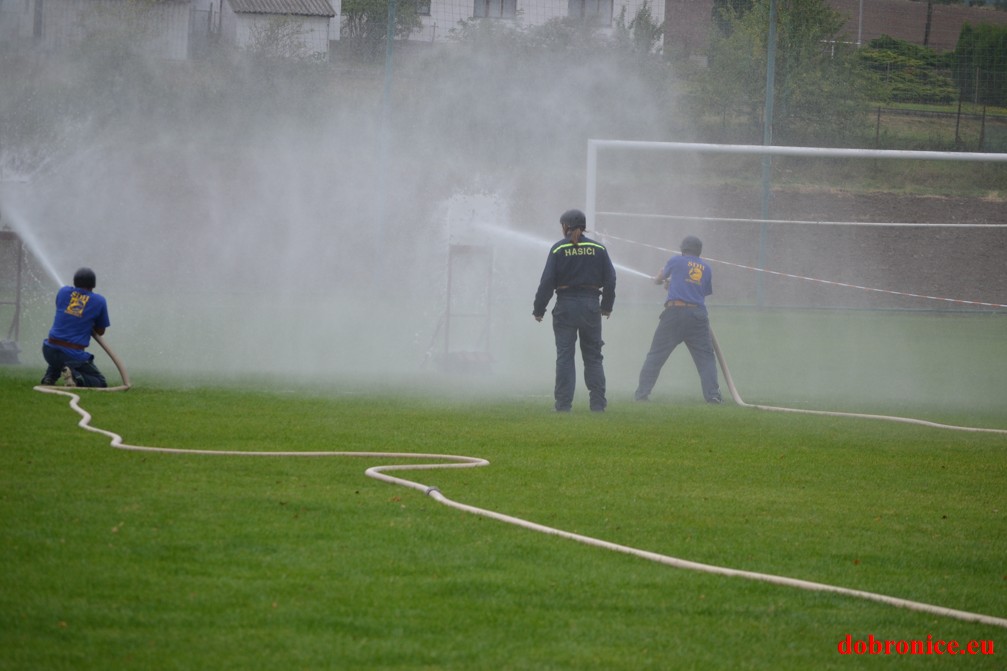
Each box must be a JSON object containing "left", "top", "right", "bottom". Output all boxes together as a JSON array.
[
  {"left": 711, "top": 329, "right": 1007, "bottom": 435},
  {"left": 93, "top": 332, "right": 132, "bottom": 391},
  {"left": 32, "top": 334, "right": 1007, "bottom": 630}
]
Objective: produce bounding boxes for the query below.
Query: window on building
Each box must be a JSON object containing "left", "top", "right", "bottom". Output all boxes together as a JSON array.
[
  {"left": 568, "top": 0, "right": 612, "bottom": 26},
  {"left": 473, "top": 0, "right": 516, "bottom": 19}
]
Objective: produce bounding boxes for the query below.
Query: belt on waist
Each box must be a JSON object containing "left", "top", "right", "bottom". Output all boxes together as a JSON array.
[
  {"left": 47, "top": 337, "right": 85, "bottom": 350},
  {"left": 665, "top": 299, "right": 699, "bottom": 308},
  {"left": 557, "top": 285, "right": 600, "bottom": 291}
]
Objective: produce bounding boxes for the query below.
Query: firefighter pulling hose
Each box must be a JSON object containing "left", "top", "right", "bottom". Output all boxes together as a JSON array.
[{"left": 36, "top": 267, "right": 130, "bottom": 392}]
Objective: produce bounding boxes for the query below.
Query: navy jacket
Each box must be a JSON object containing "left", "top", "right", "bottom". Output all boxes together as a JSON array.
[{"left": 533, "top": 234, "right": 616, "bottom": 317}]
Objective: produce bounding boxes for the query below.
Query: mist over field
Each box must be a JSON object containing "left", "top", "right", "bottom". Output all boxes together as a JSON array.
[
  {"left": 1, "top": 36, "right": 1004, "bottom": 413},
  {"left": 0, "top": 36, "right": 681, "bottom": 385}
]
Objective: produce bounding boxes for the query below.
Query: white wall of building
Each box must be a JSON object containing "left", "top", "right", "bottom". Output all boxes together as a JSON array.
[
  {"left": 24, "top": 0, "right": 191, "bottom": 59},
  {"left": 220, "top": 0, "right": 333, "bottom": 58},
  {"left": 0, "top": 0, "right": 35, "bottom": 41},
  {"left": 410, "top": 0, "right": 665, "bottom": 46}
]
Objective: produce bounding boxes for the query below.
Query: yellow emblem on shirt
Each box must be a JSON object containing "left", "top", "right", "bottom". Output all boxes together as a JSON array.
[
  {"left": 687, "top": 261, "right": 704, "bottom": 283},
  {"left": 66, "top": 291, "right": 90, "bottom": 318}
]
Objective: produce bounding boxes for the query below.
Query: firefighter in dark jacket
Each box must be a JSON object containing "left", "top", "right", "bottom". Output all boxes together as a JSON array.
[{"left": 533, "top": 209, "right": 617, "bottom": 412}]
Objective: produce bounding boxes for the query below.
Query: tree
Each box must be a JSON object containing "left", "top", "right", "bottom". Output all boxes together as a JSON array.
[
  {"left": 711, "top": 0, "right": 756, "bottom": 36},
  {"left": 247, "top": 17, "right": 319, "bottom": 61},
  {"left": 857, "top": 36, "right": 957, "bottom": 104},
  {"left": 953, "top": 23, "right": 1007, "bottom": 106},
  {"left": 341, "top": 0, "right": 422, "bottom": 61},
  {"left": 694, "top": 0, "right": 878, "bottom": 145},
  {"left": 613, "top": 1, "right": 665, "bottom": 56}
]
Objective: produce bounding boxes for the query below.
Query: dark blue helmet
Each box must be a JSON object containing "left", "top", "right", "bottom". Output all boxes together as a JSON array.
[
  {"left": 680, "top": 236, "right": 702, "bottom": 256},
  {"left": 560, "top": 209, "right": 586, "bottom": 230},
  {"left": 73, "top": 267, "right": 96, "bottom": 290}
]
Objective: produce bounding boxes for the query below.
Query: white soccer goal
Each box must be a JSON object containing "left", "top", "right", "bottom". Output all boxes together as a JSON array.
[{"left": 585, "top": 140, "right": 1007, "bottom": 311}]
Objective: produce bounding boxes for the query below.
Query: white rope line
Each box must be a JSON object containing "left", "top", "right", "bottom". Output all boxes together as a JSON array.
[
  {"left": 709, "top": 329, "right": 1007, "bottom": 436},
  {"left": 599, "top": 231, "right": 1007, "bottom": 309},
  {"left": 597, "top": 210, "right": 1007, "bottom": 228}
]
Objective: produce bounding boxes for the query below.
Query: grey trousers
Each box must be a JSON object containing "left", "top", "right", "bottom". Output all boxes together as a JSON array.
[
  {"left": 552, "top": 293, "right": 606, "bottom": 412},
  {"left": 635, "top": 306, "right": 721, "bottom": 403}
]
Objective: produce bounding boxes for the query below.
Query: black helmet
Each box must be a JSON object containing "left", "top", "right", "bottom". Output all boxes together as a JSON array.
[
  {"left": 680, "top": 236, "right": 702, "bottom": 256},
  {"left": 560, "top": 209, "right": 586, "bottom": 230},
  {"left": 73, "top": 267, "right": 97, "bottom": 290}
]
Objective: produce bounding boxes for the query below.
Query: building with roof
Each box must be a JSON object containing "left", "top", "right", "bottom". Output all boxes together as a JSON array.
[
  {"left": 406, "top": 0, "right": 665, "bottom": 44},
  {"left": 1, "top": 0, "right": 337, "bottom": 60},
  {"left": 219, "top": 0, "right": 337, "bottom": 58}
]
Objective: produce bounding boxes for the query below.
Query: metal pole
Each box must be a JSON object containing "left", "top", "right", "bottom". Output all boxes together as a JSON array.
[
  {"left": 857, "top": 0, "right": 863, "bottom": 47},
  {"left": 13, "top": 233, "right": 22, "bottom": 342},
  {"left": 445, "top": 245, "right": 454, "bottom": 357},
  {"left": 586, "top": 140, "right": 598, "bottom": 230},
  {"left": 376, "top": 0, "right": 397, "bottom": 281},
  {"left": 383, "top": 0, "right": 396, "bottom": 102},
  {"left": 758, "top": 0, "right": 778, "bottom": 306},
  {"left": 584, "top": 139, "right": 1007, "bottom": 163},
  {"left": 0, "top": 227, "right": 23, "bottom": 363}
]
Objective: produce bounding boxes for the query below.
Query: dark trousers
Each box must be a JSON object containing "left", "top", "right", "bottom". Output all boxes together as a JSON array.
[
  {"left": 42, "top": 344, "right": 107, "bottom": 388},
  {"left": 635, "top": 306, "right": 721, "bottom": 402},
  {"left": 552, "top": 293, "right": 606, "bottom": 412}
]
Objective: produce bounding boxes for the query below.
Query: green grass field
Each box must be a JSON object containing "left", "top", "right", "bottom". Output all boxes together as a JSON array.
[{"left": 2, "top": 309, "right": 1005, "bottom": 670}]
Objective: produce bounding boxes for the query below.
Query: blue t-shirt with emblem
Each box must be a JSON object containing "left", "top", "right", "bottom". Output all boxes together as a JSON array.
[
  {"left": 45, "top": 286, "right": 110, "bottom": 360},
  {"left": 662, "top": 254, "right": 712, "bottom": 306}
]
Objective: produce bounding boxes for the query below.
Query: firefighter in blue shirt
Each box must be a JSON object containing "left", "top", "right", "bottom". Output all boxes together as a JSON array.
[
  {"left": 634, "top": 235, "right": 722, "bottom": 404},
  {"left": 533, "top": 209, "right": 616, "bottom": 412},
  {"left": 40, "top": 267, "right": 110, "bottom": 388}
]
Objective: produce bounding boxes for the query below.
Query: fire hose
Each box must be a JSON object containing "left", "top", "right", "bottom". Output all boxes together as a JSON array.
[
  {"left": 31, "top": 333, "right": 1007, "bottom": 629},
  {"left": 93, "top": 332, "right": 132, "bottom": 391}
]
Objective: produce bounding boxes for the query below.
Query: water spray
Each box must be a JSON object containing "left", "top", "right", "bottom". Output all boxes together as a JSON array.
[
  {"left": 0, "top": 204, "right": 131, "bottom": 388},
  {"left": 0, "top": 203, "right": 64, "bottom": 289},
  {"left": 480, "top": 221, "right": 652, "bottom": 280}
]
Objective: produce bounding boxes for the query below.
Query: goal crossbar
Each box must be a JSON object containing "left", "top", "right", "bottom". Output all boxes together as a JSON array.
[{"left": 585, "top": 140, "right": 1007, "bottom": 228}]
